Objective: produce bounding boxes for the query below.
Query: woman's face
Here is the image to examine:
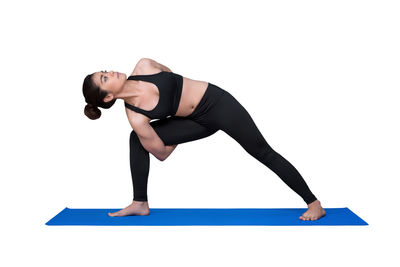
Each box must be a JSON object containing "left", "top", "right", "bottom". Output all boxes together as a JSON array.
[{"left": 92, "top": 70, "right": 127, "bottom": 103}]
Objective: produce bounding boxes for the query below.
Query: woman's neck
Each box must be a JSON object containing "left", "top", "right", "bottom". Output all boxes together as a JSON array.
[{"left": 116, "top": 80, "right": 142, "bottom": 103}]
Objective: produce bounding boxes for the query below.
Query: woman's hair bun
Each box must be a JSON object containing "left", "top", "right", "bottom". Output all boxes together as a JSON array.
[{"left": 84, "top": 103, "right": 101, "bottom": 120}]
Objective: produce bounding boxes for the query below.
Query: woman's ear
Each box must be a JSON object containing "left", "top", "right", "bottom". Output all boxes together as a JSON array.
[{"left": 104, "top": 93, "right": 114, "bottom": 103}]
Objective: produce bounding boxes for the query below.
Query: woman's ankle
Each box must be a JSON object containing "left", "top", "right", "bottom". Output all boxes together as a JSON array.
[
  {"left": 132, "top": 200, "right": 148, "bottom": 205},
  {"left": 307, "top": 199, "right": 320, "bottom": 207}
]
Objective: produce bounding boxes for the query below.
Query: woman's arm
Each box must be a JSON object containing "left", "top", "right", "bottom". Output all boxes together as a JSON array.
[
  {"left": 163, "top": 144, "right": 178, "bottom": 161},
  {"left": 128, "top": 115, "right": 176, "bottom": 161},
  {"left": 139, "top": 58, "right": 172, "bottom": 72}
]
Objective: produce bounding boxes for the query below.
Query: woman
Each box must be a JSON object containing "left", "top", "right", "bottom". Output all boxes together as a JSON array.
[{"left": 82, "top": 58, "right": 326, "bottom": 221}]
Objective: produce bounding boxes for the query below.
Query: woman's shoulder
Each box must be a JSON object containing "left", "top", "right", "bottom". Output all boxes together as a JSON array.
[
  {"left": 125, "top": 106, "right": 152, "bottom": 127},
  {"left": 125, "top": 102, "right": 151, "bottom": 120}
]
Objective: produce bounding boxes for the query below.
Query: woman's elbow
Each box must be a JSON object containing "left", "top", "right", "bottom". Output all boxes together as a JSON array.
[
  {"left": 148, "top": 148, "right": 166, "bottom": 161},
  {"left": 154, "top": 154, "right": 166, "bottom": 161}
]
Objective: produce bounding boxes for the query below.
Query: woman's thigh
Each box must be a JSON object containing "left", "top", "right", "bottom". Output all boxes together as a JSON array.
[
  {"left": 203, "top": 91, "right": 274, "bottom": 158},
  {"left": 150, "top": 116, "right": 218, "bottom": 146}
]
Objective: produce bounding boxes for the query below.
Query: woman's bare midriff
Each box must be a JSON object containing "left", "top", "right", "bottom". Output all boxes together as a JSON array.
[{"left": 174, "top": 76, "right": 208, "bottom": 117}]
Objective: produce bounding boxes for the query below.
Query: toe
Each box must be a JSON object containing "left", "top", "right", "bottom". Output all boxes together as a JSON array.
[{"left": 109, "top": 211, "right": 122, "bottom": 217}]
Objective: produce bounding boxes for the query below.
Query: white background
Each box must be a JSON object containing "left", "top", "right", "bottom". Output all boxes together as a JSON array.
[{"left": 1, "top": 0, "right": 399, "bottom": 266}]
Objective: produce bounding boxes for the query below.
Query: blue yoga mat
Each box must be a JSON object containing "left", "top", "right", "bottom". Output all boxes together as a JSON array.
[{"left": 46, "top": 207, "right": 367, "bottom": 226}]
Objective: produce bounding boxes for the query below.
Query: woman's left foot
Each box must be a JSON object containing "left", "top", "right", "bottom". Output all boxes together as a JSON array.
[
  {"left": 108, "top": 200, "right": 150, "bottom": 217},
  {"left": 299, "top": 199, "right": 326, "bottom": 221}
]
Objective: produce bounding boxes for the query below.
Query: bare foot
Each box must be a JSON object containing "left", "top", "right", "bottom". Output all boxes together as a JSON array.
[
  {"left": 299, "top": 199, "right": 326, "bottom": 221},
  {"left": 108, "top": 200, "right": 150, "bottom": 217}
]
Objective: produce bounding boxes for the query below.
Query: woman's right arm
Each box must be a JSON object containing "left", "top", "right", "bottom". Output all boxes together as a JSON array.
[{"left": 163, "top": 144, "right": 178, "bottom": 161}]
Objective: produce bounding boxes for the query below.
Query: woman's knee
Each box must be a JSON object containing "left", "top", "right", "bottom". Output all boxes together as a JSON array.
[
  {"left": 259, "top": 148, "right": 278, "bottom": 165},
  {"left": 249, "top": 141, "right": 277, "bottom": 166}
]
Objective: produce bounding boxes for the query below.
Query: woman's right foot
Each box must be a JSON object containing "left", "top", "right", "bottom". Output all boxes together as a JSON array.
[{"left": 108, "top": 200, "right": 150, "bottom": 217}]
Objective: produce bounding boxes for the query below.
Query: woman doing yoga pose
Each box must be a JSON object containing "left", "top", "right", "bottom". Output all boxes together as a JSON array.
[{"left": 82, "top": 58, "right": 326, "bottom": 221}]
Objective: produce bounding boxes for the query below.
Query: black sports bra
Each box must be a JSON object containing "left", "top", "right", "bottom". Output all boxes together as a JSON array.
[{"left": 124, "top": 71, "right": 183, "bottom": 119}]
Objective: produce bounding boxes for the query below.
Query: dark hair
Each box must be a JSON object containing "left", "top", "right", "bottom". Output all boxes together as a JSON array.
[{"left": 82, "top": 73, "right": 117, "bottom": 120}]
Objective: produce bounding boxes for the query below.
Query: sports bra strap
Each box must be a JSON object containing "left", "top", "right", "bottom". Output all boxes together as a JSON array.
[{"left": 124, "top": 101, "right": 143, "bottom": 112}]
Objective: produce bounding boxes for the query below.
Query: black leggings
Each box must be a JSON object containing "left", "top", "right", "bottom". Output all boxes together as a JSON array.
[{"left": 129, "top": 83, "right": 317, "bottom": 204}]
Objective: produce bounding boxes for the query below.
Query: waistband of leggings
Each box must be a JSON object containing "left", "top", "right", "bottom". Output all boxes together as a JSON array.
[{"left": 187, "top": 82, "right": 226, "bottom": 119}]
